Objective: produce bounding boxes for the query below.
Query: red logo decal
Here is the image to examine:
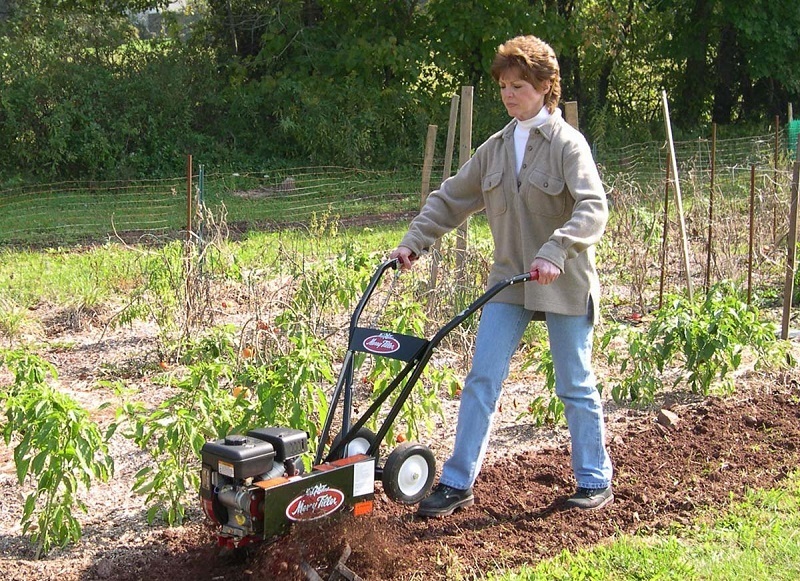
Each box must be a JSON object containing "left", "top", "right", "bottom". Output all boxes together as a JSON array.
[
  {"left": 363, "top": 334, "right": 400, "bottom": 354},
  {"left": 286, "top": 484, "right": 345, "bottom": 522}
]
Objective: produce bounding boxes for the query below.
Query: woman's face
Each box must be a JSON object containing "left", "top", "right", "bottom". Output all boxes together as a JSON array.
[{"left": 498, "top": 70, "right": 549, "bottom": 121}]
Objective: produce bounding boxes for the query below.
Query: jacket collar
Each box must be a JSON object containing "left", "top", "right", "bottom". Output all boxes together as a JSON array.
[{"left": 496, "top": 107, "right": 563, "bottom": 143}]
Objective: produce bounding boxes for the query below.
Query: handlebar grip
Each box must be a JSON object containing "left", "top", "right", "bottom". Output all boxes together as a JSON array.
[{"left": 389, "top": 252, "right": 418, "bottom": 270}]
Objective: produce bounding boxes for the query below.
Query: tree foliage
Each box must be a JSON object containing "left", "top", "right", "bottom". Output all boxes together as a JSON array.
[{"left": 0, "top": 0, "right": 797, "bottom": 180}]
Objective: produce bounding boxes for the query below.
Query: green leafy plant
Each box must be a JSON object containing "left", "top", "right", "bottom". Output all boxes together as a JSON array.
[
  {"left": 600, "top": 321, "right": 664, "bottom": 404},
  {"left": 521, "top": 395, "right": 566, "bottom": 427},
  {"left": 117, "top": 314, "right": 337, "bottom": 524},
  {"left": 354, "top": 294, "right": 447, "bottom": 445},
  {"left": 240, "top": 327, "right": 334, "bottom": 456},
  {"left": 517, "top": 342, "right": 565, "bottom": 426},
  {"left": 113, "top": 247, "right": 365, "bottom": 525},
  {"left": 284, "top": 240, "right": 376, "bottom": 334},
  {"left": 118, "top": 356, "right": 249, "bottom": 526},
  {"left": 111, "top": 242, "right": 187, "bottom": 356},
  {"left": 0, "top": 350, "right": 113, "bottom": 558},
  {"left": 607, "top": 282, "right": 793, "bottom": 404}
]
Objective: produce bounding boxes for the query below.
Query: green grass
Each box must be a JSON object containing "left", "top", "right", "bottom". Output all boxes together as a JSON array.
[
  {"left": 0, "top": 218, "right": 424, "bottom": 304},
  {"left": 0, "top": 169, "right": 422, "bottom": 246},
  {"left": 0, "top": 178, "right": 188, "bottom": 246},
  {"left": 0, "top": 244, "right": 143, "bottom": 307},
  {"left": 488, "top": 473, "right": 800, "bottom": 581}
]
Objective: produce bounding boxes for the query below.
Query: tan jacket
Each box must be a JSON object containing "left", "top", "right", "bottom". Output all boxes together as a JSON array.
[{"left": 400, "top": 108, "right": 607, "bottom": 322}]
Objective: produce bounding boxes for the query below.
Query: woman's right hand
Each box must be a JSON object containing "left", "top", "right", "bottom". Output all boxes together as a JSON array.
[{"left": 389, "top": 246, "right": 416, "bottom": 270}]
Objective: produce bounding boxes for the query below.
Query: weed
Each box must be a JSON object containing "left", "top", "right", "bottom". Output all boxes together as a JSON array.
[
  {"left": 517, "top": 341, "right": 565, "bottom": 426},
  {"left": 0, "top": 296, "right": 29, "bottom": 345},
  {"left": 108, "top": 205, "right": 230, "bottom": 359}
]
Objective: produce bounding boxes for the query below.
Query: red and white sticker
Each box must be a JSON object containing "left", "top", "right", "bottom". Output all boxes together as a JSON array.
[
  {"left": 286, "top": 484, "right": 345, "bottom": 522},
  {"left": 363, "top": 333, "right": 400, "bottom": 355}
]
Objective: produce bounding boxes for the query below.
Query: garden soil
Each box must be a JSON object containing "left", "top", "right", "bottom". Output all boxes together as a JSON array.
[{"left": 1, "top": 303, "right": 800, "bottom": 580}]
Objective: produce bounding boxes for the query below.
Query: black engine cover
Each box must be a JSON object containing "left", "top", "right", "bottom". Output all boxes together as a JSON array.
[{"left": 247, "top": 427, "right": 308, "bottom": 461}]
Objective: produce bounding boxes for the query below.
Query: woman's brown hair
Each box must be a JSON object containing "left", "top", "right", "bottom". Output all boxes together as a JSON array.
[{"left": 491, "top": 35, "right": 561, "bottom": 113}]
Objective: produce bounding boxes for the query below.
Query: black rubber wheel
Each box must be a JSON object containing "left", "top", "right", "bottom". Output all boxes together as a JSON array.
[
  {"left": 331, "top": 427, "right": 377, "bottom": 460},
  {"left": 381, "top": 442, "right": 436, "bottom": 504}
]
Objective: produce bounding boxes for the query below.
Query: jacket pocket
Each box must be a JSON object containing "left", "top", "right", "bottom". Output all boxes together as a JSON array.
[
  {"left": 482, "top": 171, "right": 507, "bottom": 215},
  {"left": 523, "top": 169, "right": 566, "bottom": 217}
]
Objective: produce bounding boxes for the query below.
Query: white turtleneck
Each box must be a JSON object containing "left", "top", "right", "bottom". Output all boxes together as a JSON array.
[{"left": 514, "top": 107, "right": 551, "bottom": 176}]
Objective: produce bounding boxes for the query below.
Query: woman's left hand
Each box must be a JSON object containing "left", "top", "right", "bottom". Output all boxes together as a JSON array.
[{"left": 530, "top": 258, "right": 561, "bottom": 285}]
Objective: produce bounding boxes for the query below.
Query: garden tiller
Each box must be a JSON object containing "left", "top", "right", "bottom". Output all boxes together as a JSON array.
[{"left": 200, "top": 259, "right": 538, "bottom": 548}]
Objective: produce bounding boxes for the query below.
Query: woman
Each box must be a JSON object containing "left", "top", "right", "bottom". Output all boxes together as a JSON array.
[{"left": 390, "top": 35, "right": 613, "bottom": 516}]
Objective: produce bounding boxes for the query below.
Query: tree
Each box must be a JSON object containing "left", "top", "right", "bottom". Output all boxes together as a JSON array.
[
  {"left": 671, "top": 0, "right": 713, "bottom": 127},
  {"left": 0, "top": 1, "right": 215, "bottom": 178},
  {"left": 664, "top": 0, "right": 800, "bottom": 126},
  {"left": 2, "top": 0, "right": 169, "bottom": 16},
  {"left": 720, "top": 0, "right": 800, "bottom": 121},
  {"left": 1, "top": 0, "right": 798, "bottom": 180}
]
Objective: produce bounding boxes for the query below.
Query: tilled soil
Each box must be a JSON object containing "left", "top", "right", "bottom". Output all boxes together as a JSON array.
[{"left": 247, "top": 387, "right": 800, "bottom": 580}]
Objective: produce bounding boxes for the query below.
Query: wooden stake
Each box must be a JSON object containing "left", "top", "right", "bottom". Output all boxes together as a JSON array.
[
  {"left": 659, "top": 151, "right": 671, "bottom": 309},
  {"left": 774, "top": 115, "right": 780, "bottom": 245},
  {"left": 442, "top": 95, "right": 460, "bottom": 183},
  {"left": 428, "top": 95, "right": 460, "bottom": 295},
  {"left": 781, "top": 138, "right": 800, "bottom": 339},
  {"left": 420, "top": 125, "right": 438, "bottom": 210},
  {"left": 564, "top": 101, "right": 579, "bottom": 129},
  {"left": 661, "top": 90, "right": 693, "bottom": 300},
  {"left": 705, "top": 123, "right": 716, "bottom": 293},
  {"left": 455, "top": 86, "right": 473, "bottom": 280}
]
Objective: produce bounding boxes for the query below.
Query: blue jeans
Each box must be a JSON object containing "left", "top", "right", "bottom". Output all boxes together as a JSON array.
[{"left": 439, "top": 301, "right": 613, "bottom": 491}]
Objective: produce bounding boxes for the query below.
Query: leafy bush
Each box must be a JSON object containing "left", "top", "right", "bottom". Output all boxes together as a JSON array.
[
  {"left": 605, "top": 282, "right": 794, "bottom": 404},
  {"left": 239, "top": 324, "right": 335, "bottom": 456},
  {"left": 0, "top": 350, "right": 114, "bottom": 557},
  {"left": 0, "top": 11, "right": 216, "bottom": 179},
  {"left": 117, "top": 354, "right": 249, "bottom": 525}
]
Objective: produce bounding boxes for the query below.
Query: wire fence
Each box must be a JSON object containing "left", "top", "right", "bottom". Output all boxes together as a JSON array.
[
  {"left": 1, "top": 126, "right": 798, "bottom": 334},
  {"left": 594, "top": 128, "right": 795, "bottom": 285},
  {"left": 597, "top": 129, "right": 785, "bottom": 187},
  {"left": 0, "top": 177, "right": 188, "bottom": 246},
  {"left": 0, "top": 127, "right": 796, "bottom": 250},
  {"left": 0, "top": 167, "right": 423, "bottom": 247}
]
